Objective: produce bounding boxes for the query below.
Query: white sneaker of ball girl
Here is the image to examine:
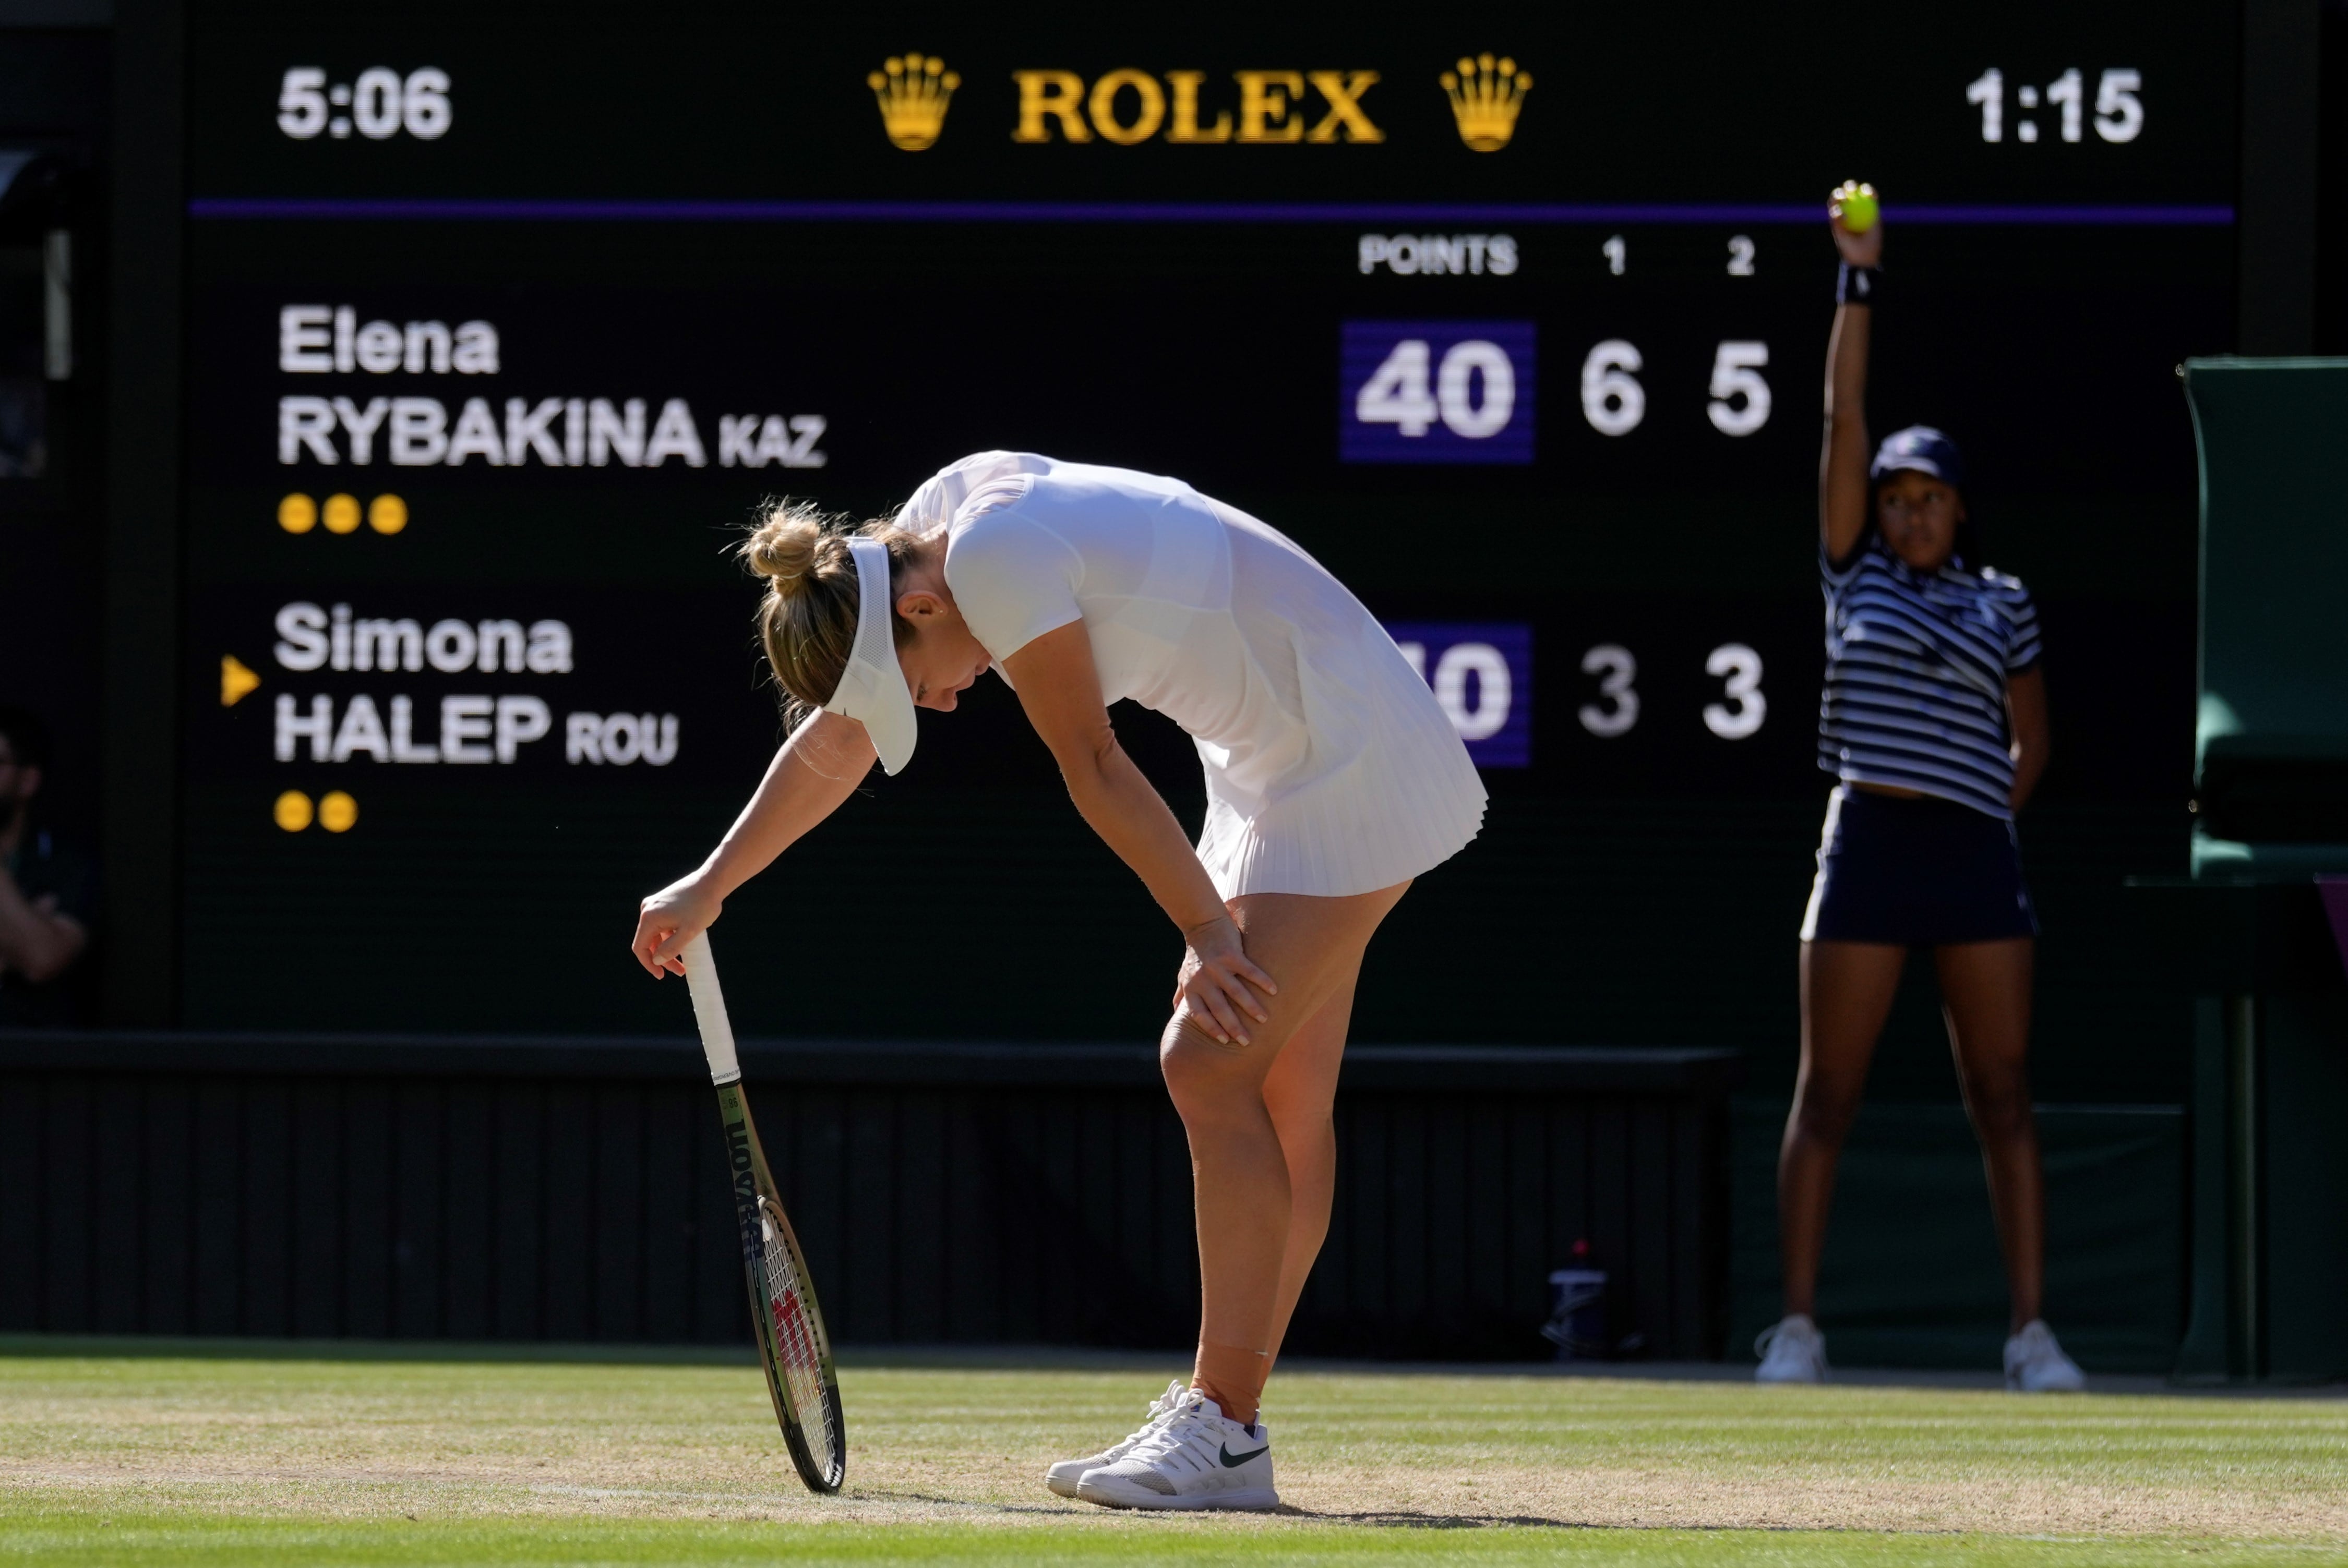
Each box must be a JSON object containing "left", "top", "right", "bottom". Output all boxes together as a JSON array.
[
  {"left": 2004, "top": 1320, "right": 2086, "bottom": 1392},
  {"left": 1754, "top": 1313, "right": 1830, "bottom": 1383},
  {"left": 1045, "top": 1379, "right": 1189, "bottom": 1498},
  {"left": 1075, "top": 1391, "right": 1277, "bottom": 1512}
]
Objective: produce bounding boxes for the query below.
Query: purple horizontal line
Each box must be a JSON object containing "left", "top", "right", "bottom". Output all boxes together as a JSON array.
[{"left": 187, "top": 197, "right": 2237, "bottom": 227}]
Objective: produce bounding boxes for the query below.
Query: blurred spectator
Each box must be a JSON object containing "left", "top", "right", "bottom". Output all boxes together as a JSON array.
[{"left": 0, "top": 706, "right": 94, "bottom": 1024}]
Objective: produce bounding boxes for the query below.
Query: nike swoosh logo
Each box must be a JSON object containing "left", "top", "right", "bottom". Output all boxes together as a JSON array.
[{"left": 1219, "top": 1443, "right": 1269, "bottom": 1467}]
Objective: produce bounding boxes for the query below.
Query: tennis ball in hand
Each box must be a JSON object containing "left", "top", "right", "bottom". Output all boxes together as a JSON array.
[{"left": 1832, "top": 181, "right": 1879, "bottom": 233}]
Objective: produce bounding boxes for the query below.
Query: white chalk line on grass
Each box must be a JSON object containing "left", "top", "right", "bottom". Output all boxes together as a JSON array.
[
  {"left": 8, "top": 1461, "right": 2344, "bottom": 1543},
  {"left": 0, "top": 1468, "right": 1092, "bottom": 1523}
]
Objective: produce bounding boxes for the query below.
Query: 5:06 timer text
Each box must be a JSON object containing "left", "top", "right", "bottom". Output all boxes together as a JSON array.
[{"left": 278, "top": 66, "right": 451, "bottom": 140}]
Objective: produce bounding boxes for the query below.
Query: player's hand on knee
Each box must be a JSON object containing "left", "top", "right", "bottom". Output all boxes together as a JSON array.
[
  {"left": 633, "top": 876, "right": 723, "bottom": 978},
  {"left": 1173, "top": 916, "right": 1277, "bottom": 1047}
]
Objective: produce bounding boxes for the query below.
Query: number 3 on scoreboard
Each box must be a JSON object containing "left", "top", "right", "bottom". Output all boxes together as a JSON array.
[{"left": 1340, "top": 321, "right": 1536, "bottom": 465}]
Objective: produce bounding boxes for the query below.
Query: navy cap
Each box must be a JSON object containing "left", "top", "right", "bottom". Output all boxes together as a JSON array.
[{"left": 1870, "top": 425, "right": 1965, "bottom": 489}]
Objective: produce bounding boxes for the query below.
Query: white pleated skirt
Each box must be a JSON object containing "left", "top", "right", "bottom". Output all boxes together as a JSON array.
[{"left": 1191, "top": 626, "right": 1488, "bottom": 901}]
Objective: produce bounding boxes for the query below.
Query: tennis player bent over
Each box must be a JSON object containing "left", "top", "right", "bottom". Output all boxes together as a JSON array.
[{"left": 630, "top": 453, "right": 1486, "bottom": 1509}]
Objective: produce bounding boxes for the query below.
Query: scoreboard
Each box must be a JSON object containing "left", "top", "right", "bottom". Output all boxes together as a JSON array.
[{"left": 175, "top": 2, "right": 2237, "bottom": 1039}]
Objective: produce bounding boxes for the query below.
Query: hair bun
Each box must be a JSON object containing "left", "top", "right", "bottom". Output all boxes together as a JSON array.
[{"left": 741, "top": 504, "right": 832, "bottom": 593}]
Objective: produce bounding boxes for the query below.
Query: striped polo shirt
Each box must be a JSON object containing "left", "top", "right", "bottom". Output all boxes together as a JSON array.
[{"left": 1818, "top": 535, "right": 2043, "bottom": 820}]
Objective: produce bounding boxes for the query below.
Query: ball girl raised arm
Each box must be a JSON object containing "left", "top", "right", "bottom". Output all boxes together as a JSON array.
[
  {"left": 1753, "top": 196, "right": 2082, "bottom": 1392},
  {"left": 629, "top": 453, "right": 1486, "bottom": 1509}
]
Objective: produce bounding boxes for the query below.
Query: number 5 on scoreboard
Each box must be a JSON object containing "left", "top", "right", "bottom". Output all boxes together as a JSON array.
[{"left": 1340, "top": 321, "right": 1535, "bottom": 465}]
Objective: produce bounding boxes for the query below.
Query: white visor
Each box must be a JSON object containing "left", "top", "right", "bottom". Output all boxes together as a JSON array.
[{"left": 821, "top": 536, "right": 918, "bottom": 775}]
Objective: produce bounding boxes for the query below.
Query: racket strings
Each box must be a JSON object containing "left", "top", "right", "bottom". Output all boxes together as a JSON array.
[{"left": 759, "top": 1199, "right": 840, "bottom": 1474}]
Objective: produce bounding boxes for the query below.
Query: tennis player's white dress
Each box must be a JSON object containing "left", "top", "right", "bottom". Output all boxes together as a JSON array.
[{"left": 892, "top": 452, "right": 1486, "bottom": 899}]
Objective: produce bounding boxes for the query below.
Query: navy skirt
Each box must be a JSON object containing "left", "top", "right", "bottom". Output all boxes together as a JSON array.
[{"left": 1800, "top": 786, "right": 2039, "bottom": 945}]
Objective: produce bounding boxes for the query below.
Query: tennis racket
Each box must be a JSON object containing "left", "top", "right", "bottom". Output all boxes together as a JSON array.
[{"left": 681, "top": 931, "right": 845, "bottom": 1493}]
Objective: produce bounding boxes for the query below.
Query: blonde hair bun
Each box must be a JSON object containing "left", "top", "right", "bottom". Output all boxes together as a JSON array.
[{"left": 741, "top": 502, "right": 832, "bottom": 592}]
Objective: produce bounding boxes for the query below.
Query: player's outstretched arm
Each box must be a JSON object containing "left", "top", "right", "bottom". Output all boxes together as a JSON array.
[
  {"left": 1821, "top": 194, "right": 1883, "bottom": 564},
  {"left": 1003, "top": 619, "right": 1277, "bottom": 1047},
  {"left": 631, "top": 709, "right": 876, "bottom": 976}
]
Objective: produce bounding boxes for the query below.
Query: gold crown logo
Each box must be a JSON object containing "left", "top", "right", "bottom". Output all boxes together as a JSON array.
[
  {"left": 1441, "top": 53, "right": 1531, "bottom": 152},
  {"left": 867, "top": 53, "right": 961, "bottom": 151}
]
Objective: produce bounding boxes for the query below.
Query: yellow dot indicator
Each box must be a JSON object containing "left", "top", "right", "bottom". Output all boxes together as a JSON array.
[
  {"left": 322, "top": 493, "right": 362, "bottom": 534},
  {"left": 274, "top": 790, "right": 315, "bottom": 832},
  {"left": 367, "top": 493, "right": 408, "bottom": 535},
  {"left": 278, "top": 493, "right": 317, "bottom": 534},
  {"left": 318, "top": 790, "right": 358, "bottom": 833}
]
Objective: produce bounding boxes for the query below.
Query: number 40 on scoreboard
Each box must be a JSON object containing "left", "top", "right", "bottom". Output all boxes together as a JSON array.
[{"left": 1341, "top": 321, "right": 1535, "bottom": 465}]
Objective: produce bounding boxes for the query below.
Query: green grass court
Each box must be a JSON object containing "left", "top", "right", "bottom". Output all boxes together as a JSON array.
[{"left": 2, "top": 1342, "right": 2340, "bottom": 1566}]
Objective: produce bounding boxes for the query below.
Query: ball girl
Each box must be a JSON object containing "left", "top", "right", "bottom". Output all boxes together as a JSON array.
[
  {"left": 1753, "top": 197, "right": 2082, "bottom": 1392},
  {"left": 631, "top": 452, "right": 1486, "bottom": 1506}
]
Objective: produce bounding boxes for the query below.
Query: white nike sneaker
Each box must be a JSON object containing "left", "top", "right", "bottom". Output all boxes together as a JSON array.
[
  {"left": 1045, "top": 1379, "right": 1189, "bottom": 1498},
  {"left": 2005, "top": 1319, "right": 2086, "bottom": 1392},
  {"left": 1075, "top": 1392, "right": 1278, "bottom": 1511},
  {"left": 1754, "top": 1313, "right": 1829, "bottom": 1383}
]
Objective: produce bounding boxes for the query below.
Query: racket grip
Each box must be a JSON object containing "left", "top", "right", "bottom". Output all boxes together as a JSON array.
[{"left": 681, "top": 931, "right": 742, "bottom": 1086}]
